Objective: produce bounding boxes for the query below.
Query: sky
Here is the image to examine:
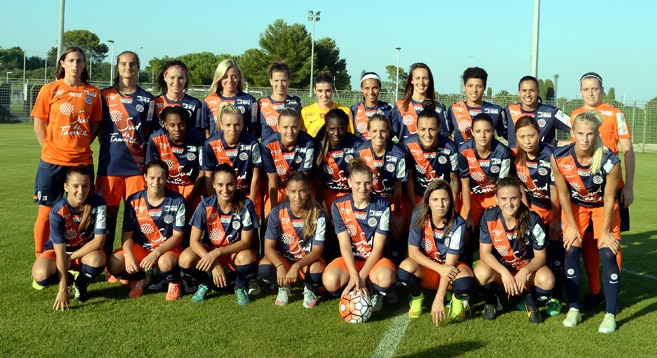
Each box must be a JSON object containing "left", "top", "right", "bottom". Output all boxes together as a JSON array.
[{"left": 1, "top": 0, "right": 654, "bottom": 103}]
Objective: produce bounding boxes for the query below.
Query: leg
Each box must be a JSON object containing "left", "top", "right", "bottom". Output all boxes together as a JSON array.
[{"left": 322, "top": 258, "right": 350, "bottom": 296}]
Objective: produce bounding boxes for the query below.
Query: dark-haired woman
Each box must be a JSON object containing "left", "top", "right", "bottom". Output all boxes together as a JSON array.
[
  {"left": 258, "top": 171, "right": 326, "bottom": 308},
  {"left": 107, "top": 160, "right": 186, "bottom": 300},
  {"left": 31, "top": 47, "right": 102, "bottom": 259},
  {"left": 350, "top": 72, "right": 399, "bottom": 141},
  {"left": 153, "top": 60, "right": 203, "bottom": 133},
  {"left": 97, "top": 50, "right": 155, "bottom": 261},
  {"left": 398, "top": 180, "right": 474, "bottom": 325},
  {"left": 179, "top": 164, "right": 260, "bottom": 305},
  {"left": 322, "top": 158, "right": 397, "bottom": 313},
  {"left": 393, "top": 63, "right": 446, "bottom": 141},
  {"left": 474, "top": 177, "right": 554, "bottom": 324},
  {"left": 300, "top": 71, "right": 352, "bottom": 138},
  {"left": 504, "top": 75, "right": 571, "bottom": 148},
  {"left": 31, "top": 166, "right": 107, "bottom": 310},
  {"left": 512, "top": 116, "right": 563, "bottom": 316},
  {"left": 257, "top": 61, "right": 303, "bottom": 140}
]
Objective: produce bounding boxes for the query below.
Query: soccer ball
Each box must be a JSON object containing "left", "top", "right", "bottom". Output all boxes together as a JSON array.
[{"left": 339, "top": 292, "right": 372, "bottom": 324}]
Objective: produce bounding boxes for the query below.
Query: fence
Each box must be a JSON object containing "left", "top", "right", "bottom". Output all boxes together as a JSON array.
[{"left": 2, "top": 79, "right": 656, "bottom": 152}]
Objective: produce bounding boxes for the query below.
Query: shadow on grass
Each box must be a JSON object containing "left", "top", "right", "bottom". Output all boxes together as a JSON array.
[{"left": 396, "top": 340, "right": 485, "bottom": 357}]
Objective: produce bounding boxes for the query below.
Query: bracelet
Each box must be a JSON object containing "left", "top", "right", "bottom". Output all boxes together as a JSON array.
[{"left": 276, "top": 263, "right": 284, "bottom": 268}]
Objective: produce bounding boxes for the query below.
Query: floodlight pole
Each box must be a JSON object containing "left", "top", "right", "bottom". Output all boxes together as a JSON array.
[
  {"left": 107, "top": 40, "right": 115, "bottom": 85},
  {"left": 530, "top": 0, "right": 540, "bottom": 77},
  {"left": 395, "top": 47, "right": 401, "bottom": 102},
  {"left": 308, "top": 10, "right": 320, "bottom": 94}
]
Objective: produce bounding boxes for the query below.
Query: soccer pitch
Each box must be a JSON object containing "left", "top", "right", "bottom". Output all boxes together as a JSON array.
[{"left": 0, "top": 122, "right": 656, "bottom": 357}]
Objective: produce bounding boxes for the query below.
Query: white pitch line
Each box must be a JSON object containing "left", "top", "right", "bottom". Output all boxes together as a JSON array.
[
  {"left": 371, "top": 309, "right": 411, "bottom": 358},
  {"left": 625, "top": 269, "right": 657, "bottom": 281}
]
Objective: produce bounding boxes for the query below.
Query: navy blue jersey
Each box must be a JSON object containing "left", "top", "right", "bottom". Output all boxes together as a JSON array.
[
  {"left": 393, "top": 99, "right": 447, "bottom": 141},
  {"left": 355, "top": 140, "right": 408, "bottom": 198},
  {"left": 146, "top": 128, "right": 204, "bottom": 186},
  {"left": 189, "top": 195, "right": 258, "bottom": 247},
  {"left": 446, "top": 101, "right": 505, "bottom": 144},
  {"left": 154, "top": 94, "right": 203, "bottom": 131},
  {"left": 318, "top": 133, "right": 363, "bottom": 191},
  {"left": 201, "top": 131, "right": 262, "bottom": 194},
  {"left": 202, "top": 92, "right": 258, "bottom": 136},
  {"left": 265, "top": 201, "right": 326, "bottom": 262},
  {"left": 122, "top": 189, "right": 186, "bottom": 251},
  {"left": 45, "top": 195, "right": 107, "bottom": 252},
  {"left": 408, "top": 209, "right": 467, "bottom": 263},
  {"left": 350, "top": 101, "right": 401, "bottom": 141},
  {"left": 512, "top": 143, "right": 555, "bottom": 209},
  {"left": 258, "top": 95, "right": 303, "bottom": 140},
  {"left": 458, "top": 138, "right": 512, "bottom": 196},
  {"left": 402, "top": 134, "right": 459, "bottom": 198},
  {"left": 505, "top": 103, "right": 571, "bottom": 148},
  {"left": 261, "top": 131, "right": 315, "bottom": 187},
  {"left": 332, "top": 193, "right": 390, "bottom": 260}
]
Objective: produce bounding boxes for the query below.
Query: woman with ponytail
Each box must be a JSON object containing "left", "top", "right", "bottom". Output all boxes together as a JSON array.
[
  {"left": 474, "top": 177, "right": 553, "bottom": 324},
  {"left": 32, "top": 166, "right": 107, "bottom": 310},
  {"left": 552, "top": 111, "right": 622, "bottom": 333},
  {"left": 258, "top": 171, "right": 326, "bottom": 308}
]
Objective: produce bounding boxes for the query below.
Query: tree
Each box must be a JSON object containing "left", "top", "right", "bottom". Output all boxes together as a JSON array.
[
  {"left": 543, "top": 79, "right": 555, "bottom": 102},
  {"left": 383, "top": 65, "right": 408, "bottom": 93},
  {"left": 179, "top": 52, "right": 229, "bottom": 86},
  {"left": 486, "top": 87, "right": 492, "bottom": 98},
  {"left": 314, "top": 37, "right": 350, "bottom": 90},
  {"left": 47, "top": 30, "right": 109, "bottom": 66},
  {"left": 604, "top": 87, "right": 616, "bottom": 101}
]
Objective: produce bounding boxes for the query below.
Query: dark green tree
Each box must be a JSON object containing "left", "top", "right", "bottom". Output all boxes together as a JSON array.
[
  {"left": 383, "top": 65, "right": 408, "bottom": 93},
  {"left": 314, "top": 37, "right": 350, "bottom": 90}
]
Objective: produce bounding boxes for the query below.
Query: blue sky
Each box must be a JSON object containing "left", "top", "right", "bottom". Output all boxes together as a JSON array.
[{"left": 2, "top": 0, "right": 653, "bottom": 102}]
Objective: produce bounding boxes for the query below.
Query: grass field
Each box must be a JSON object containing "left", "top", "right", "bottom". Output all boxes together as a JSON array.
[{"left": 0, "top": 122, "right": 656, "bottom": 357}]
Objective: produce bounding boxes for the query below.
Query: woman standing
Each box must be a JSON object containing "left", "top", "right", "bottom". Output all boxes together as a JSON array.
[
  {"left": 350, "top": 72, "right": 399, "bottom": 141},
  {"left": 153, "top": 60, "right": 203, "bottom": 133},
  {"left": 32, "top": 47, "right": 102, "bottom": 258},
  {"left": 107, "top": 160, "right": 186, "bottom": 300},
  {"left": 31, "top": 166, "right": 107, "bottom": 309},
  {"left": 552, "top": 111, "right": 622, "bottom": 333},
  {"left": 300, "top": 71, "right": 352, "bottom": 138}
]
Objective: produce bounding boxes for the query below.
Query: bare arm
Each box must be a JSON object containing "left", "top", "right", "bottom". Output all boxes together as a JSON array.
[
  {"left": 619, "top": 138, "right": 635, "bottom": 208},
  {"left": 34, "top": 117, "right": 47, "bottom": 147}
]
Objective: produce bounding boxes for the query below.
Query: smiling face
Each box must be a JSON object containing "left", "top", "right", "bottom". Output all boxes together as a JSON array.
[
  {"left": 368, "top": 118, "right": 390, "bottom": 149},
  {"left": 314, "top": 82, "right": 335, "bottom": 109},
  {"left": 212, "top": 171, "right": 236, "bottom": 203},
  {"left": 269, "top": 70, "right": 289, "bottom": 99},
  {"left": 518, "top": 80, "right": 538, "bottom": 110},
  {"left": 164, "top": 67, "right": 187, "bottom": 96},
  {"left": 360, "top": 78, "right": 380, "bottom": 106},
  {"left": 221, "top": 67, "right": 240, "bottom": 96},
  {"left": 348, "top": 171, "right": 373, "bottom": 202},
  {"left": 411, "top": 67, "right": 430, "bottom": 97},
  {"left": 144, "top": 165, "right": 168, "bottom": 196},
  {"left": 221, "top": 113, "right": 243, "bottom": 145},
  {"left": 117, "top": 53, "right": 139, "bottom": 81},
  {"left": 64, "top": 173, "right": 91, "bottom": 209},
  {"left": 326, "top": 116, "right": 347, "bottom": 148},
  {"left": 464, "top": 78, "right": 485, "bottom": 105},
  {"left": 417, "top": 115, "right": 439, "bottom": 149},
  {"left": 278, "top": 114, "right": 300, "bottom": 148},
  {"left": 496, "top": 185, "right": 522, "bottom": 218}
]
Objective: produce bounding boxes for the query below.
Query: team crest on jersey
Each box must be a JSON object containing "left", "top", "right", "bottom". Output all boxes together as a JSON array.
[
  {"left": 592, "top": 175, "right": 603, "bottom": 184},
  {"left": 368, "top": 218, "right": 377, "bottom": 227},
  {"left": 136, "top": 104, "right": 144, "bottom": 112},
  {"left": 438, "top": 156, "right": 447, "bottom": 164},
  {"left": 386, "top": 163, "right": 395, "bottom": 172},
  {"left": 490, "top": 166, "right": 500, "bottom": 174},
  {"left": 232, "top": 221, "right": 241, "bottom": 230},
  {"left": 538, "top": 167, "right": 548, "bottom": 176},
  {"left": 294, "top": 156, "right": 303, "bottom": 164},
  {"left": 538, "top": 119, "right": 547, "bottom": 127},
  {"left": 85, "top": 96, "right": 93, "bottom": 104},
  {"left": 164, "top": 215, "right": 174, "bottom": 224},
  {"left": 210, "top": 213, "right": 217, "bottom": 220},
  {"left": 239, "top": 152, "right": 248, "bottom": 161},
  {"left": 187, "top": 153, "right": 196, "bottom": 161}
]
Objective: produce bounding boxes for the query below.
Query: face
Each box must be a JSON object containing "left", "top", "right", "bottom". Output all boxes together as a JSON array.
[
  {"left": 518, "top": 80, "right": 538, "bottom": 108},
  {"left": 286, "top": 179, "right": 309, "bottom": 210},
  {"left": 164, "top": 113, "right": 187, "bottom": 144},
  {"left": 221, "top": 67, "right": 240, "bottom": 95},
  {"left": 165, "top": 67, "right": 186, "bottom": 95},
  {"left": 411, "top": 68, "right": 430, "bottom": 96},
  {"left": 368, "top": 119, "right": 390, "bottom": 148},
  {"left": 314, "top": 82, "right": 334, "bottom": 107},
  {"left": 212, "top": 172, "right": 236, "bottom": 202},
  {"left": 464, "top": 78, "right": 485, "bottom": 104},
  {"left": 496, "top": 185, "right": 522, "bottom": 218},
  {"left": 580, "top": 78, "right": 604, "bottom": 108},
  {"left": 515, "top": 125, "right": 540, "bottom": 154},
  {"left": 360, "top": 79, "right": 380, "bottom": 105},
  {"left": 221, "top": 113, "right": 243, "bottom": 143},
  {"left": 572, "top": 122, "right": 598, "bottom": 152},
  {"left": 60, "top": 51, "right": 85, "bottom": 78},
  {"left": 348, "top": 171, "right": 373, "bottom": 201},
  {"left": 117, "top": 53, "right": 139, "bottom": 80},
  {"left": 144, "top": 166, "right": 168, "bottom": 195},
  {"left": 472, "top": 120, "right": 493, "bottom": 148},
  {"left": 417, "top": 116, "right": 439, "bottom": 148},
  {"left": 326, "top": 117, "right": 347, "bottom": 148},
  {"left": 428, "top": 188, "right": 451, "bottom": 220},
  {"left": 64, "top": 173, "right": 90, "bottom": 209},
  {"left": 269, "top": 71, "right": 289, "bottom": 97},
  {"left": 278, "top": 115, "right": 300, "bottom": 146}
]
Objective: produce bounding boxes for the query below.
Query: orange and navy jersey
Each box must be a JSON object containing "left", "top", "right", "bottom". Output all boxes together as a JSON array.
[
  {"left": 97, "top": 86, "right": 155, "bottom": 176},
  {"left": 553, "top": 143, "right": 620, "bottom": 208},
  {"left": 122, "top": 189, "right": 186, "bottom": 251},
  {"left": 355, "top": 140, "right": 408, "bottom": 198},
  {"left": 446, "top": 101, "right": 505, "bottom": 144},
  {"left": 402, "top": 133, "right": 458, "bottom": 198},
  {"left": 44, "top": 195, "right": 107, "bottom": 252},
  {"left": 393, "top": 98, "right": 447, "bottom": 141},
  {"left": 512, "top": 142, "right": 555, "bottom": 210},
  {"left": 408, "top": 209, "right": 467, "bottom": 264},
  {"left": 189, "top": 195, "right": 258, "bottom": 248},
  {"left": 332, "top": 194, "right": 390, "bottom": 260},
  {"left": 458, "top": 139, "right": 512, "bottom": 195},
  {"left": 202, "top": 92, "right": 258, "bottom": 137},
  {"left": 258, "top": 95, "right": 303, "bottom": 140},
  {"left": 153, "top": 94, "right": 203, "bottom": 130},
  {"left": 261, "top": 131, "right": 315, "bottom": 187},
  {"left": 146, "top": 128, "right": 204, "bottom": 186},
  {"left": 319, "top": 133, "right": 363, "bottom": 191},
  {"left": 201, "top": 131, "right": 262, "bottom": 194},
  {"left": 570, "top": 104, "right": 630, "bottom": 156},
  {"left": 479, "top": 206, "right": 546, "bottom": 271},
  {"left": 350, "top": 101, "right": 400, "bottom": 141},
  {"left": 300, "top": 102, "right": 353, "bottom": 137},
  {"left": 505, "top": 103, "right": 570, "bottom": 148},
  {"left": 31, "top": 79, "right": 102, "bottom": 166},
  {"left": 264, "top": 201, "right": 326, "bottom": 262}
]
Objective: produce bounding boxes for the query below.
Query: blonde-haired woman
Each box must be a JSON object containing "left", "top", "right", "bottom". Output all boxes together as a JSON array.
[
  {"left": 201, "top": 59, "right": 257, "bottom": 138},
  {"left": 552, "top": 111, "right": 622, "bottom": 333}
]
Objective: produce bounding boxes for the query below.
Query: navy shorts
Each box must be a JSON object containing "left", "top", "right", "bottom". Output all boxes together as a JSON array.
[{"left": 33, "top": 161, "right": 94, "bottom": 206}]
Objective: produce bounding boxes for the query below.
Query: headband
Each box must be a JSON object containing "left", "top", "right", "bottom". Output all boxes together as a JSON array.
[
  {"left": 360, "top": 73, "right": 381, "bottom": 84},
  {"left": 164, "top": 65, "right": 187, "bottom": 77},
  {"left": 580, "top": 72, "right": 602, "bottom": 86}
]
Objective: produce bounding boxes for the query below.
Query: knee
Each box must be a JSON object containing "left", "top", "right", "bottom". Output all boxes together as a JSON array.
[
  {"left": 178, "top": 249, "right": 197, "bottom": 268},
  {"left": 157, "top": 254, "right": 178, "bottom": 271},
  {"left": 234, "top": 249, "right": 257, "bottom": 266},
  {"left": 32, "top": 261, "right": 53, "bottom": 281},
  {"left": 372, "top": 268, "right": 397, "bottom": 287},
  {"left": 322, "top": 269, "right": 341, "bottom": 291},
  {"left": 107, "top": 254, "right": 124, "bottom": 274},
  {"left": 473, "top": 262, "right": 493, "bottom": 285},
  {"left": 309, "top": 260, "right": 325, "bottom": 274},
  {"left": 398, "top": 258, "right": 419, "bottom": 274},
  {"left": 535, "top": 268, "right": 555, "bottom": 289},
  {"left": 83, "top": 250, "right": 107, "bottom": 268}
]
